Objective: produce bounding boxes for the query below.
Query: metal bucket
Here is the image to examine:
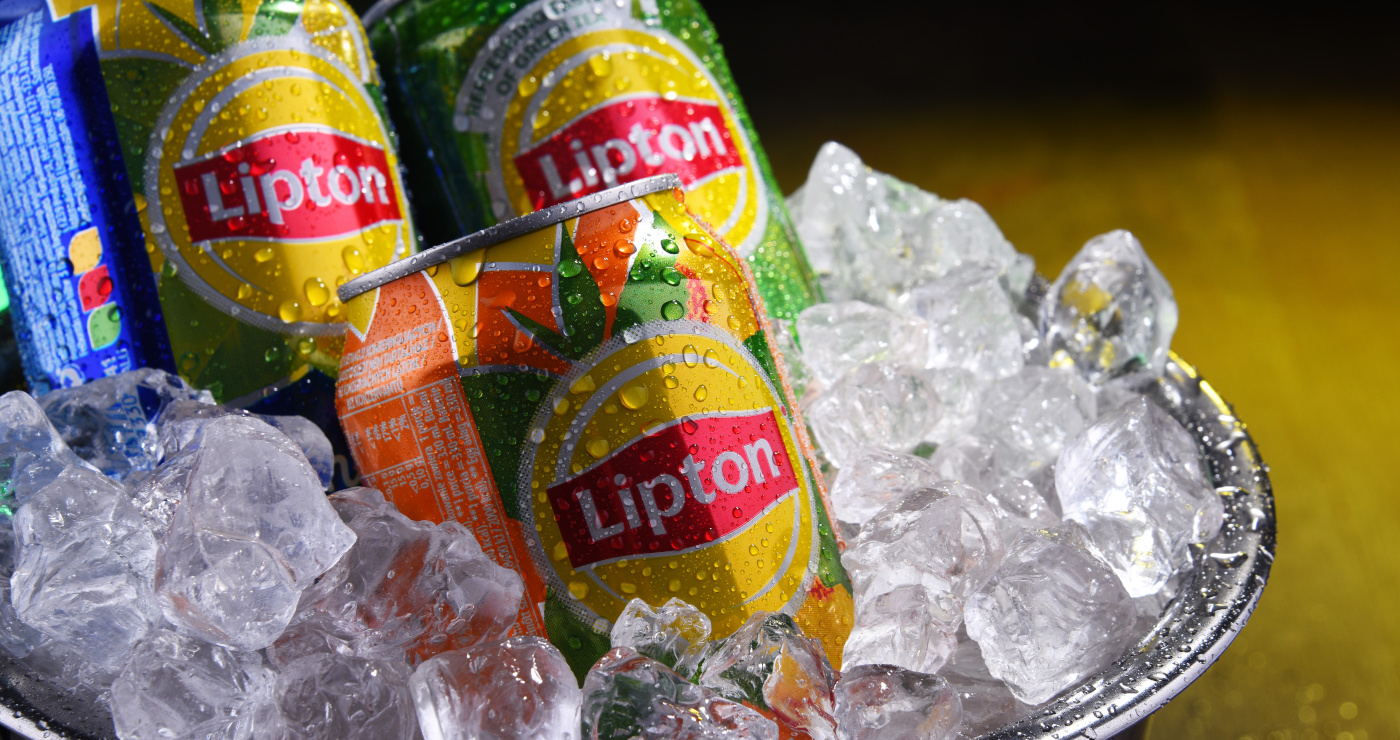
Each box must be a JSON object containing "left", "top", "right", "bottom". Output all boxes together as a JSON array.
[{"left": 0, "top": 350, "right": 1276, "bottom": 740}]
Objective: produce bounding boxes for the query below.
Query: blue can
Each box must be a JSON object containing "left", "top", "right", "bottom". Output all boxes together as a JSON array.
[{"left": 0, "top": 0, "right": 173, "bottom": 394}]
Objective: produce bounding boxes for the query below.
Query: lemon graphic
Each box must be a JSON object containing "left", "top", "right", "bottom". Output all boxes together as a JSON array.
[
  {"left": 459, "top": 3, "right": 769, "bottom": 257},
  {"left": 522, "top": 319, "right": 821, "bottom": 642}
]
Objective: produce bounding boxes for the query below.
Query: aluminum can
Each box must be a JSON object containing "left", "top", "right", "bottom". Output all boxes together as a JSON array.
[
  {"left": 0, "top": 0, "right": 417, "bottom": 487},
  {"left": 360, "top": 0, "right": 822, "bottom": 323},
  {"left": 335, "top": 175, "right": 852, "bottom": 679}
]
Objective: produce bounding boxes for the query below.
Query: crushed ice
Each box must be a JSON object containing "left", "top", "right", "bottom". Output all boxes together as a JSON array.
[{"left": 0, "top": 141, "right": 1223, "bottom": 740}]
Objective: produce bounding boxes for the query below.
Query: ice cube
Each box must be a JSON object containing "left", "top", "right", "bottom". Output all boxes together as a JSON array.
[
  {"left": 0, "top": 391, "right": 94, "bottom": 504},
  {"left": 156, "top": 400, "right": 335, "bottom": 489},
  {"left": 1040, "top": 230, "right": 1178, "bottom": 384},
  {"left": 963, "top": 521, "right": 1136, "bottom": 705},
  {"left": 696, "top": 612, "right": 838, "bottom": 739},
  {"left": 795, "top": 301, "right": 931, "bottom": 387},
  {"left": 276, "top": 653, "right": 419, "bottom": 740},
  {"left": 974, "top": 366, "right": 1096, "bottom": 474},
  {"left": 788, "top": 143, "right": 1028, "bottom": 304},
  {"left": 153, "top": 416, "right": 355, "bottom": 650},
  {"left": 581, "top": 647, "right": 777, "bottom": 740},
  {"left": 109, "top": 628, "right": 278, "bottom": 740},
  {"left": 273, "top": 487, "right": 522, "bottom": 666},
  {"left": 833, "top": 664, "right": 961, "bottom": 740},
  {"left": 1015, "top": 314, "right": 1050, "bottom": 367},
  {"left": 37, "top": 368, "right": 213, "bottom": 483},
  {"left": 923, "top": 368, "right": 981, "bottom": 446},
  {"left": 894, "top": 264, "right": 1024, "bottom": 381},
  {"left": 11, "top": 466, "right": 158, "bottom": 671},
  {"left": 938, "top": 626, "right": 1038, "bottom": 737},
  {"left": 1056, "top": 397, "right": 1223, "bottom": 597},
  {"left": 0, "top": 524, "right": 41, "bottom": 658},
  {"left": 842, "top": 483, "right": 1003, "bottom": 628},
  {"left": 20, "top": 636, "right": 126, "bottom": 697},
  {"left": 828, "top": 448, "right": 943, "bottom": 528},
  {"left": 411, "top": 636, "right": 582, "bottom": 740},
  {"left": 261, "top": 414, "right": 335, "bottom": 489},
  {"left": 948, "top": 680, "right": 1031, "bottom": 740},
  {"left": 806, "top": 362, "right": 942, "bottom": 468},
  {"left": 926, "top": 437, "right": 1059, "bottom": 541},
  {"left": 841, "top": 585, "right": 955, "bottom": 675},
  {"left": 609, "top": 597, "right": 711, "bottom": 678}
]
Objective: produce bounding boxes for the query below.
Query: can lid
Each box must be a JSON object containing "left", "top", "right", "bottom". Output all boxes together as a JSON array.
[{"left": 338, "top": 174, "right": 683, "bottom": 303}]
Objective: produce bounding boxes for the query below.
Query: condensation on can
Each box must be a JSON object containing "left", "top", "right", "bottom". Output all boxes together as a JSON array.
[
  {"left": 363, "top": 0, "right": 823, "bottom": 323},
  {"left": 335, "top": 176, "right": 852, "bottom": 679}
]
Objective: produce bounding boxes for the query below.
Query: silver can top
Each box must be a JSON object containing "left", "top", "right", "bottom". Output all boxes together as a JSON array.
[{"left": 337, "top": 174, "right": 683, "bottom": 303}]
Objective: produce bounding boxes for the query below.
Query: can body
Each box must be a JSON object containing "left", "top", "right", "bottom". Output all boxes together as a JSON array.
[
  {"left": 0, "top": 0, "right": 418, "bottom": 487},
  {"left": 336, "top": 180, "right": 852, "bottom": 678},
  {"left": 365, "top": 0, "right": 821, "bottom": 322}
]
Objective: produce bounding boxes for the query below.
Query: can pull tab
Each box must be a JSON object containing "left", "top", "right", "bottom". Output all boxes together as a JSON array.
[{"left": 636, "top": 0, "right": 661, "bottom": 25}]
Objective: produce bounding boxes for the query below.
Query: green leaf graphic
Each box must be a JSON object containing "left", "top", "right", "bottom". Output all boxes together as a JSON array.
[
  {"left": 555, "top": 225, "right": 606, "bottom": 350},
  {"left": 612, "top": 210, "right": 691, "bottom": 339},
  {"left": 504, "top": 309, "right": 588, "bottom": 361},
  {"left": 459, "top": 370, "right": 552, "bottom": 519}
]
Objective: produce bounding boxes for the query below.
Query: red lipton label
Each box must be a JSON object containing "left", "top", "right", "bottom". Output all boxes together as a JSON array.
[
  {"left": 174, "top": 129, "right": 402, "bottom": 243},
  {"left": 547, "top": 409, "right": 798, "bottom": 569},
  {"left": 514, "top": 96, "right": 744, "bottom": 209}
]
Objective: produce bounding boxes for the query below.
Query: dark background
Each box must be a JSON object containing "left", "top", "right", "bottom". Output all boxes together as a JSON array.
[{"left": 701, "top": 3, "right": 1400, "bottom": 127}]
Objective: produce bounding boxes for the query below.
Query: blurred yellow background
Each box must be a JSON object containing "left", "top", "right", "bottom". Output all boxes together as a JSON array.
[{"left": 757, "top": 94, "right": 1399, "bottom": 740}]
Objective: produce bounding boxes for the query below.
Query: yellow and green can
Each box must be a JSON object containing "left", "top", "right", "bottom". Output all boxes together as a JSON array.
[
  {"left": 334, "top": 175, "right": 852, "bottom": 679},
  {"left": 360, "top": 0, "right": 822, "bottom": 322}
]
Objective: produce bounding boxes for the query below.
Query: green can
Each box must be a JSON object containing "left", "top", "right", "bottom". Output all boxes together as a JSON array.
[{"left": 361, "top": 0, "right": 822, "bottom": 321}]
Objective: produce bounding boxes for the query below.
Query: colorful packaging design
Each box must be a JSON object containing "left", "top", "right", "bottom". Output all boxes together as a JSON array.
[
  {"left": 336, "top": 176, "right": 852, "bottom": 679},
  {"left": 0, "top": 0, "right": 418, "bottom": 486},
  {"left": 362, "top": 0, "right": 822, "bottom": 322}
]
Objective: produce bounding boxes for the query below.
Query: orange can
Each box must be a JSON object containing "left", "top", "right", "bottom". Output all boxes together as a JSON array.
[{"left": 334, "top": 175, "right": 851, "bottom": 678}]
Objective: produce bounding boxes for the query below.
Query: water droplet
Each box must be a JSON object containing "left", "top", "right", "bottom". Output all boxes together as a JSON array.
[
  {"left": 568, "top": 580, "right": 590, "bottom": 600},
  {"left": 559, "top": 259, "right": 583, "bottom": 278},
  {"left": 449, "top": 252, "right": 484, "bottom": 286},
  {"left": 264, "top": 347, "right": 281, "bottom": 362},
  {"left": 682, "top": 344, "right": 701, "bottom": 367},
  {"left": 702, "top": 348, "right": 720, "bottom": 368},
  {"left": 619, "top": 383, "right": 649, "bottom": 410},
  {"left": 237, "top": 283, "right": 254, "bottom": 300},
  {"left": 727, "top": 315, "right": 742, "bottom": 331},
  {"left": 254, "top": 247, "right": 275, "bottom": 263},
  {"left": 693, "top": 385, "right": 707, "bottom": 401},
  {"left": 660, "top": 238, "right": 679, "bottom": 254},
  {"left": 661, "top": 300, "right": 685, "bottom": 320},
  {"left": 684, "top": 233, "right": 716, "bottom": 257},
  {"left": 571, "top": 375, "right": 596, "bottom": 394},
  {"left": 587, "top": 438, "right": 610, "bottom": 458},
  {"left": 278, "top": 300, "right": 302, "bottom": 323},
  {"left": 554, "top": 398, "right": 570, "bottom": 415},
  {"left": 663, "top": 376, "right": 679, "bottom": 389},
  {"left": 342, "top": 245, "right": 366, "bottom": 273},
  {"left": 668, "top": 579, "right": 681, "bottom": 592},
  {"left": 588, "top": 53, "right": 613, "bottom": 77},
  {"left": 304, "top": 277, "right": 330, "bottom": 306},
  {"left": 661, "top": 267, "right": 683, "bottom": 286},
  {"left": 297, "top": 338, "right": 316, "bottom": 356},
  {"left": 613, "top": 238, "right": 636, "bottom": 256},
  {"left": 517, "top": 74, "right": 540, "bottom": 97},
  {"left": 619, "top": 582, "right": 637, "bottom": 594}
]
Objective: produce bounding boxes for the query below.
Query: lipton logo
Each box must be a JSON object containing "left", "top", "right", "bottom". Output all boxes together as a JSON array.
[
  {"left": 173, "top": 129, "right": 402, "bottom": 244},
  {"left": 514, "top": 97, "right": 743, "bottom": 210},
  {"left": 547, "top": 409, "right": 798, "bottom": 569}
]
